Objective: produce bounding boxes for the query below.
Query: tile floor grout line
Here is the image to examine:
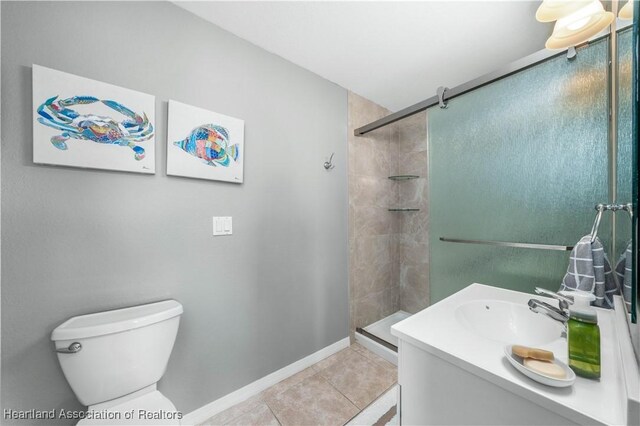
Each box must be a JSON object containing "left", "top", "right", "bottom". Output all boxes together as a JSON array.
[
  {"left": 264, "top": 370, "right": 335, "bottom": 426},
  {"left": 264, "top": 371, "right": 359, "bottom": 426},
  {"left": 321, "top": 348, "right": 392, "bottom": 412},
  {"left": 322, "top": 371, "right": 363, "bottom": 411},
  {"left": 319, "top": 369, "right": 362, "bottom": 412},
  {"left": 341, "top": 383, "right": 398, "bottom": 426},
  {"left": 262, "top": 380, "right": 299, "bottom": 426},
  {"left": 301, "top": 352, "right": 365, "bottom": 422},
  {"left": 264, "top": 401, "right": 283, "bottom": 426}
]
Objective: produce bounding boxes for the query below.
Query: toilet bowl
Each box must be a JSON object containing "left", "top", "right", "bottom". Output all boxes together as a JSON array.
[{"left": 51, "top": 300, "right": 183, "bottom": 425}]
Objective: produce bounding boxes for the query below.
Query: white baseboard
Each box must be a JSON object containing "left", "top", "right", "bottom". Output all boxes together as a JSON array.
[{"left": 180, "top": 337, "right": 350, "bottom": 426}]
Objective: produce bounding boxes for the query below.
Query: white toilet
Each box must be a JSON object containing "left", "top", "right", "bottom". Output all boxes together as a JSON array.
[{"left": 51, "top": 300, "right": 184, "bottom": 425}]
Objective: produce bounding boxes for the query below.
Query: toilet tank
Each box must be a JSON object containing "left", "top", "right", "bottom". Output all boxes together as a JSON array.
[{"left": 51, "top": 300, "right": 183, "bottom": 406}]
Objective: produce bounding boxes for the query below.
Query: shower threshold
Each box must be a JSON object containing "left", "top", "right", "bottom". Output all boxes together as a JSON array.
[{"left": 355, "top": 310, "right": 411, "bottom": 365}]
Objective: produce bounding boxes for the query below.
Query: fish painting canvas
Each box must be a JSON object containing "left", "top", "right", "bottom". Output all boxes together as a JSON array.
[
  {"left": 167, "top": 100, "right": 244, "bottom": 183},
  {"left": 32, "top": 65, "right": 156, "bottom": 174}
]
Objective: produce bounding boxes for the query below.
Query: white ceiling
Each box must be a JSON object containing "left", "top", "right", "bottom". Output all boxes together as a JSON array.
[{"left": 174, "top": 1, "right": 552, "bottom": 111}]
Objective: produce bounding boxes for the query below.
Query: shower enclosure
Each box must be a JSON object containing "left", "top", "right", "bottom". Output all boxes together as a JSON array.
[
  {"left": 350, "top": 20, "right": 636, "bottom": 360},
  {"left": 347, "top": 100, "right": 429, "bottom": 358}
]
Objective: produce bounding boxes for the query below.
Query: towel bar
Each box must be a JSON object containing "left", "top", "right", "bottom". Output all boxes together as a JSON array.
[{"left": 439, "top": 237, "right": 574, "bottom": 251}]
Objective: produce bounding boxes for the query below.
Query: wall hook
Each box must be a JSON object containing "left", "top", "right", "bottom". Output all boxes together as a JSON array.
[{"left": 324, "top": 153, "right": 335, "bottom": 170}]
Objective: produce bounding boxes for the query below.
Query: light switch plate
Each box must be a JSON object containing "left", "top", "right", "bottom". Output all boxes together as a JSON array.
[{"left": 213, "top": 217, "right": 232, "bottom": 236}]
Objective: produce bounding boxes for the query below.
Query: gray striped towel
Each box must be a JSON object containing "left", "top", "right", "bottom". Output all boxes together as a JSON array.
[
  {"left": 615, "top": 241, "right": 632, "bottom": 311},
  {"left": 559, "top": 236, "right": 618, "bottom": 309}
]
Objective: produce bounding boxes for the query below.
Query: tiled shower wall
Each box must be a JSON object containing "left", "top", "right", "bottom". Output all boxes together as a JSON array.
[
  {"left": 348, "top": 92, "right": 430, "bottom": 339},
  {"left": 348, "top": 92, "right": 400, "bottom": 339},
  {"left": 397, "top": 112, "right": 430, "bottom": 314}
]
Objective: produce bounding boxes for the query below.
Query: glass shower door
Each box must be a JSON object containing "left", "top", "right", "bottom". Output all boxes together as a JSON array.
[{"left": 428, "top": 38, "right": 610, "bottom": 303}]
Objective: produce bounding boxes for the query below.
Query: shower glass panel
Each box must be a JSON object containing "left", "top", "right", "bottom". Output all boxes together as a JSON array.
[
  {"left": 428, "top": 38, "right": 610, "bottom": 303},
  {"left": 352, "top": 112, "right": 428, "bottom": 350},
  {"left": 617, "top": 26, "right": 633, "bottom": 273}
]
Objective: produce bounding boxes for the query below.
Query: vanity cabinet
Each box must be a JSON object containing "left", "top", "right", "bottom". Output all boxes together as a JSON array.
[
  {"left": 391, "top": 284, "right": 636, "bottom": 426},
  {"left": 397, "top": 339, "right": 576, "bottom": 425}
]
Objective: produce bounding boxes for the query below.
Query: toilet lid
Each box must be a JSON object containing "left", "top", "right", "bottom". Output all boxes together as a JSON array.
[{"left": 77, "top": 391, "right": 180, "bottom": 425}]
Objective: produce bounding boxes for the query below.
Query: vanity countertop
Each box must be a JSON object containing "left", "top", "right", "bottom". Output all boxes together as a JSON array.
[{"left": 391, "top": 283, "right": 627, "bottom": 425}]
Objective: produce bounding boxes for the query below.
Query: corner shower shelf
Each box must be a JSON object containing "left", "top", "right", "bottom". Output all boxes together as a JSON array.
[
  {"left": 388, "top": 175, "right": 419, "bottom": 181},
  {"left": 388, "top": 208, "right": 420, "bottom": 212}
]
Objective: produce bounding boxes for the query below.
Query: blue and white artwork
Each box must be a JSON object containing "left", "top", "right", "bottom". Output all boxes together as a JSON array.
[
  {"left": 33, "top": 65, "right": 156, "bottom": 173},
  {"left": 167, "top": 100, "right": 244, "bottom": 183}
]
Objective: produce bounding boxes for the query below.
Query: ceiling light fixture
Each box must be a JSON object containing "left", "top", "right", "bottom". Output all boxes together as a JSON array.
[
  {"left": 536, "top": 0, "right": 592, "bottom": 22},
  {"left": 619, "top": 0, "right": 633, "bottom": 20},
  {"left": 536, "top": 0, "right": 615, "bottom": 50}
]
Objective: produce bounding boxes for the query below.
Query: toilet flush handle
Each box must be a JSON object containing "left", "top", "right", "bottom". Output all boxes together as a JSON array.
[{"left": 56, "top": 342, "right": 82, "bottom": 354}]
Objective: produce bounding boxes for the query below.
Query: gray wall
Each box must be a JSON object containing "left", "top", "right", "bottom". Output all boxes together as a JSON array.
[{"left": 1, "top": 1, "right": 348, "bottom": 423}]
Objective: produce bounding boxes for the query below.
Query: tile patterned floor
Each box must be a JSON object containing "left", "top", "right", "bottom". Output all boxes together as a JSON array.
[{"left": 200, "top": 344, "right": 397, "bottom": 426}]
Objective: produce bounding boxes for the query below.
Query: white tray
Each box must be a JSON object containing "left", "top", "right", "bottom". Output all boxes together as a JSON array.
[{"left": 504, "top": 345, "right": 576, "bottom": 388}]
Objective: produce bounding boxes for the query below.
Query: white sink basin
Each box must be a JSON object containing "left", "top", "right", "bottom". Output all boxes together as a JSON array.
[
  {"left": 391, "top": 284, "right": 625, "bottom": 426},
  {"left": 454, "top": 299, "right": 564, "bottom": 346}
]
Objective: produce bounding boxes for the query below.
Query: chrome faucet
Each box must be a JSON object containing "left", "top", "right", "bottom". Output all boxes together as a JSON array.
[
  {"left": 533, "top": 287, "right": 573, "bottom": 312},
  {"left": 528, "top": 299, "right": 569, "bottom": 323},
  {"left": 528, "top": 287, "right": 573, "bottom": 324}
]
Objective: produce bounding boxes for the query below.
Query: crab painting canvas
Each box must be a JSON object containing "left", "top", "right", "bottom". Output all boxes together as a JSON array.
[
  {"left": 167, "top": 100, "right": 244, "bottom": 183},
  {"left": 32, "top": 65, "right": 156, "bottom": 174}
]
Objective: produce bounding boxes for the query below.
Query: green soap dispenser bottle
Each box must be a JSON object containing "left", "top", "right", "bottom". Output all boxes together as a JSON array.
[{"left": 563, "top": 291, "right": 600, "bottom": 379}]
